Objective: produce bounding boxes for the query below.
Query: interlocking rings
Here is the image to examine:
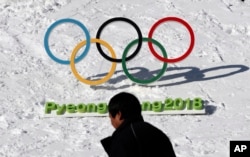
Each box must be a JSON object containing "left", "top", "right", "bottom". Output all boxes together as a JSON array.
[{"left": 44, "top": 16, "right": 195, "bottom": 85}]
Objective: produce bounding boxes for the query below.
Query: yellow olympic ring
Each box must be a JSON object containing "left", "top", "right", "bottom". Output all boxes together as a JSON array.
[{"left": 70, "top": 39, "right": 117, "bottom": 85}]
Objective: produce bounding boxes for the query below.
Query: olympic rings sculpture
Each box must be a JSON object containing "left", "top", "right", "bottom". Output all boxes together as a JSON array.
[{"left": 44, "top": 16, "right": 195, "bottom": 85}]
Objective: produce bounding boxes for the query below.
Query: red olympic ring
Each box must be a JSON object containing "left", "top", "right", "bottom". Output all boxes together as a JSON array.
[{"left": 148, "top": 17, "right": 195, "bottom": 63}]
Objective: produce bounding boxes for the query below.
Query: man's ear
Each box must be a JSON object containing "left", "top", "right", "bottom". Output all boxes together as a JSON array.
[{"left": 117, "top": 111, "right": 123, "bottom": 120}]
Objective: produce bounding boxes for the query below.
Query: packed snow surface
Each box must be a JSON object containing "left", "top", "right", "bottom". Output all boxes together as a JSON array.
[{"left": 0, "top": 0, "right": 250, "bottom": 156}]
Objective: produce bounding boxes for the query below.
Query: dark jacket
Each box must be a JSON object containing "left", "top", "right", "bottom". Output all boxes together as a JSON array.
[{"left": 101, "top": 116, "right": 176, "bottom": 157}]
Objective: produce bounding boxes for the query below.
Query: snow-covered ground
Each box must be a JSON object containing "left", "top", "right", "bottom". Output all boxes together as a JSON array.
[{"left": 0, "top": 0, "right": 250, "bottom": 156}]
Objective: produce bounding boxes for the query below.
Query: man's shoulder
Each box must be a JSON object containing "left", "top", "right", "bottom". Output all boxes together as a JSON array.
[
  {"left": 134, "top": 121, "right": 163, "bottom": 132},
  {"left": 133, "top": 121, "right": 170, "bottom": 139}
]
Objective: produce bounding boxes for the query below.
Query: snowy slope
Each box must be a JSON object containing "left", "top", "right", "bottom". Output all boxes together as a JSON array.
[{"left": 0, "top": 0, "right": 250, "bottom": 156}]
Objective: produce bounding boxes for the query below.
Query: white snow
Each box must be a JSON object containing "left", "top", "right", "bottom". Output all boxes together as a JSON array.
[{"left": 0, "top": 0, "right": 250, "bottom": 156}]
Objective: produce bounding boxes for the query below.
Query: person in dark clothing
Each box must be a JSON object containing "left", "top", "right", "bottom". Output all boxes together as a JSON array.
[{"left": 101, "top": 92, "right": 176, "bottom": 157}]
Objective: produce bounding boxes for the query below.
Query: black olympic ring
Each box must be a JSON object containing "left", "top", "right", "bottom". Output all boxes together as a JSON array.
[{"left": 96, "top": 17, "right": 143, "bottom": 63}]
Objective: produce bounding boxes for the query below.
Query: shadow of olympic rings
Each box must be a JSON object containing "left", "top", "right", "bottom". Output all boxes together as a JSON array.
[{"left": 90, "top": 64, "right": 249, "bottom": 90}]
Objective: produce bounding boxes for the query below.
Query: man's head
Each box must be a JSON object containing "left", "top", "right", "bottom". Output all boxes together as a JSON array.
[{"left": 108, "top": 92, "right": 142, "bottom": 129}]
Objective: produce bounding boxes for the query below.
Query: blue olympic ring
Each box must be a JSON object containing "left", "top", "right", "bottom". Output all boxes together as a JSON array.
[{"left": 44, "top": 18, "right": 91, "bottom": 64}]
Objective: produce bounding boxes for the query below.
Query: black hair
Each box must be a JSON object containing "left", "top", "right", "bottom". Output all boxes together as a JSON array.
[{"left": 108, "top": 92, "right": 142, "bottom": 120}]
